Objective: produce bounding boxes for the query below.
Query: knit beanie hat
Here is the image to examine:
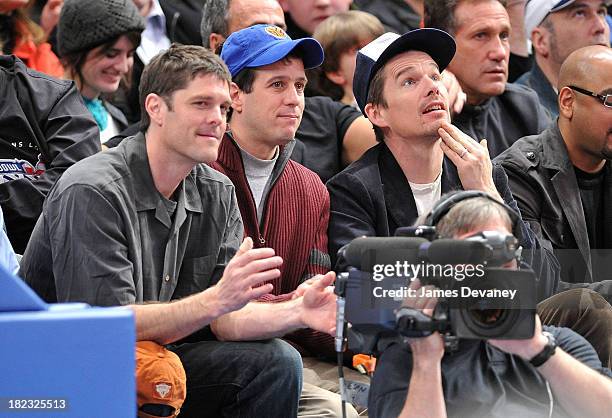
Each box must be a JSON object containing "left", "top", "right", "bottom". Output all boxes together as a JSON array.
[{"left": 58, "top": 0, "right": 146, "bottom": 57}]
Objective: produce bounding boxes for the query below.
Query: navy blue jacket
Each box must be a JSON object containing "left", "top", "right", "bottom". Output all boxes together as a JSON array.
[
  {"left": 453, "top": 83, "right": 552, "bottom": 158},
  {"left": 516, "top": 61, "right": 559, "bottom": 118}
]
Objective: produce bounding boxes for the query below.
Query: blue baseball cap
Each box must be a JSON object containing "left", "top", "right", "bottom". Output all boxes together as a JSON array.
[
  {"left": 220, "top": 24, "right": 324, "bottom": 78},
  {"left": 353, "top": 28, "right": 456, "bottom": 116}
]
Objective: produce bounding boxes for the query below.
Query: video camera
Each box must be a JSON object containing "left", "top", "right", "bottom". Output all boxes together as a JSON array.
[{"left": 334, "top": 230, "right": 536, "bottom": 355}]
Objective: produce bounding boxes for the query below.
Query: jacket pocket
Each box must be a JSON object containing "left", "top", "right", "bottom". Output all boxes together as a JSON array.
[
  {"left": 174, "top": 254, "right": 217, "bottom": 298},
  {"left": 540, "top": 216, "right": 567, "bottom": 248}
]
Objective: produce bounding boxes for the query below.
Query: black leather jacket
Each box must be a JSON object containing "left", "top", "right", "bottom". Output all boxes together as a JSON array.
[
  {"left": 495, "top": 124, "right": 612, "bottom": 301},
  {"left": 0, "top": 55, "right": 100, "bottom": 252}
]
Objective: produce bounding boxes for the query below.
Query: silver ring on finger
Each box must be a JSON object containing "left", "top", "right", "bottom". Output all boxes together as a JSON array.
[{"left": 459, "top": 148, "right": 469, "bottom": 158}]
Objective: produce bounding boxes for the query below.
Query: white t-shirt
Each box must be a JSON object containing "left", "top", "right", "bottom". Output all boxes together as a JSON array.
[{"left": 408, "top": 172, "right": 442, "bottom": 217}]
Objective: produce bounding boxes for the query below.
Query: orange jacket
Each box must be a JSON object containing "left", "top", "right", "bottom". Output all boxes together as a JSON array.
[{"left": 14, "top": 39, "right": 64, "bottom": 78}]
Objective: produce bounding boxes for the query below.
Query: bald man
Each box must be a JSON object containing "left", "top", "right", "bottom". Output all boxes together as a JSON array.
[{"left": 494, "top": 46, "right": 612, "bottom": 366}]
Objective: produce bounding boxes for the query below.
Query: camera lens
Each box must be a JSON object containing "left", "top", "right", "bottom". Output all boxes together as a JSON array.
[
  {"left": 457, "top": 306, "right": 520, "bottom": 338},
  {"left": 468, "top": 307, "right": 507, "bottom": 327},
  {"left": 456, "top": 282, "right": 517, "bottom": 337},
  {"left": 448, "top": 268, "right": 536, "bottom": 339}
]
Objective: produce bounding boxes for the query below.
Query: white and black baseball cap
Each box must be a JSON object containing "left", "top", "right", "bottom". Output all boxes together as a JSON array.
[
  {"left": 353, "top": 28, "right": 456, "bottom": 116},
  {"left": 525, "top": 0, "right": 612, "bottom": 39}
]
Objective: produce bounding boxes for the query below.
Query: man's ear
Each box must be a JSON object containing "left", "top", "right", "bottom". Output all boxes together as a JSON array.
[
  {"left": 230, "top": 82, "right": 243, "bottom": 113},
  {"left": 278, "top": 0, "right": 290, "bottom": 12},
  {"left": 558, "top": 87, "right": 575, "bottom": 120},
  {"left": 209, "top": 33, "right": 225, "bottom": 53},
  {"left": 325, "top": 70, "right": 347, "bottom": 87},
  {"left": 364, "top": 102, "right": 389, "bottom": 129},
  {"left": 145, "top": 93, "right": 166, "bottom": 127},
  {"left": 531, "top": 27, "right": 550, "bottom": 58}
]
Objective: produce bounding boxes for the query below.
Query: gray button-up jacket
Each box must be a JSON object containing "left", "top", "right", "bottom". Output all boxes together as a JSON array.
[{"left": 21, "top": 133, "right": 243, "bottom": 306}]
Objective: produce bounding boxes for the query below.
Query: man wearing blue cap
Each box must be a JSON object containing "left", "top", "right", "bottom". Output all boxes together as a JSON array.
[
  {"left": 517, "top": 0, "right": 611, "bottom": 117},
  {"left": 217, "top": 24, "right": 359, "bottom": 418},
  {"left": 327, "top": 29, "right": 559, "bottom": 300}
]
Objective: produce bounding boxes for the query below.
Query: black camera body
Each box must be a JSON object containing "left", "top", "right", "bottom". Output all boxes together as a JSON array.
[{"left": 337, "top": 233, "right": 536, "bottom": 355}]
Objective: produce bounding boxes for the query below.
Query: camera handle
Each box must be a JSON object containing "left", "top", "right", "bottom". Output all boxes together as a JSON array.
[
  {"left": 395, "top": 305, "right": 459, "bottom": 352},
  {"left": 335, "top": 272, "right": 349, "bottom": 418},
  {"left": 395, "top": 306, "right": 447, "bottom": 336}
]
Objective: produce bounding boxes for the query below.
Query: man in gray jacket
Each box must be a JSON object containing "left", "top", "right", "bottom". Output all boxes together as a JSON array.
[{"left": 496, "top": 45, "right": 612, "bottom": 298}]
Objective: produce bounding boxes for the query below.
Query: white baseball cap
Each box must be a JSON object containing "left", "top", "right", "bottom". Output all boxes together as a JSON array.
[{"left": 525, "top": 0, "right": 612, "bottom": 39}]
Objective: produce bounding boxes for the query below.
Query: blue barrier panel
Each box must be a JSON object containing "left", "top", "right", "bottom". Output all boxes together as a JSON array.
[{"left": 0, "top": 266, "right": 136, "bottom": 417}]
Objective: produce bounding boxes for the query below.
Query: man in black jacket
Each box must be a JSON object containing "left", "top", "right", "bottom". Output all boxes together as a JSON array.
[
  {"left": 495, "top": 45, "right": 612, "bottom": 299},
  {"left": 424, "top": 0, "right": 552, "bottom": 157},
  {"left": 327, "top": 29, "right": 559, "bottom": 300},
  {"left": 495, "top": 45, "right": 612, "bottom": 367},
  {"left": 0, "top": 55, "right": 100, "bottom": 253}
]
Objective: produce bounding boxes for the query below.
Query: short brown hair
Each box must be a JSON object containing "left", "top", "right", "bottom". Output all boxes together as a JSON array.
[
  {"left": 366, "top": 65, "right": 389, "bottom": 142},
  {"left": 424, "top": 0, "right": 507, "bottom": 35},
  {"left": 313, "top": 11, "right": 384, "bottom": 100},
  {"left": 139, "top": 44, "right": 232, "bottom": 130}
]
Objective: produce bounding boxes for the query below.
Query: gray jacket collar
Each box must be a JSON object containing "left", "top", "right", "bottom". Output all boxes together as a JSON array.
[
  {"left": 121, "top": 132, "right": 204, "bottom": 215},
  {"left": 541, "top": 123, "right": 573, "bottom": 171},
  {"left": 525, "top": 62, "right": 559, "bottom": 117},
  {"left": 541, "top": 125, "right": 593, "bottom": 276}
]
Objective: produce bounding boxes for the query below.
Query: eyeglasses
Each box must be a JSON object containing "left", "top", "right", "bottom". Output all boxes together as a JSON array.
[{"left": 568, "top": 85, "right": 612, "bottom": 108}]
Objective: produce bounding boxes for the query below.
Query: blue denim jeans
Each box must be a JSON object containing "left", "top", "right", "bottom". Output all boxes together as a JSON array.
[{"left": 169, "top": 338, "right": 303, "bottom": 418}]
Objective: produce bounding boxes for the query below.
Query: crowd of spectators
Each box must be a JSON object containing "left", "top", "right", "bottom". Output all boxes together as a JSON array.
[{"left": 1, "top": 0, "right": 611, "bottom": 417}]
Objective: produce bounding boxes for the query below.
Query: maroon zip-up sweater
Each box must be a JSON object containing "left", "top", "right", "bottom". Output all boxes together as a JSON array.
[{"left": 210, "top": 133, "right": 333, "bottom": 356}]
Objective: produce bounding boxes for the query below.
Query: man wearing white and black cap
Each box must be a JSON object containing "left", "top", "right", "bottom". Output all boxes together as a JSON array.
[
  {"left": 517, "top": 0, "right": 611, "bottom": 116},
  {"left": 327, "top": 29, "right": 559, "bottom": 299}
]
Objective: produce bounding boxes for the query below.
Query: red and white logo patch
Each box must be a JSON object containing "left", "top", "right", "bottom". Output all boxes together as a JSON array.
[{"left": 155, "top": 383, "right": 172, "bottom": 398}]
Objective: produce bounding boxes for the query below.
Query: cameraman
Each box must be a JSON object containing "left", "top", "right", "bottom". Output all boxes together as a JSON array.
[{"left": 368, "top": 196, "right": 612, "bottom": 418}]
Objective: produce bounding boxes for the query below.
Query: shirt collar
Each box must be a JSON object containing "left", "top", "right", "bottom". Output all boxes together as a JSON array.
[
  {"left": 146, "top": 0, "right": 165, "bottom": 24},
  {"left": 124, "top": 132, "right": 203, "bottom": 214}
]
